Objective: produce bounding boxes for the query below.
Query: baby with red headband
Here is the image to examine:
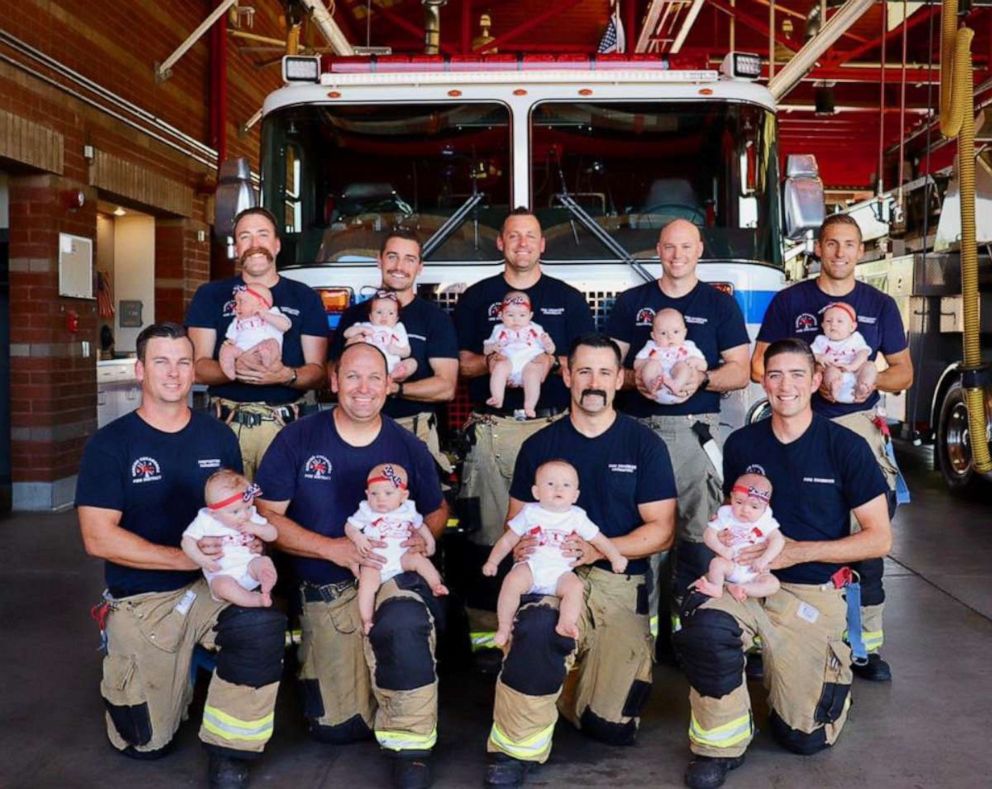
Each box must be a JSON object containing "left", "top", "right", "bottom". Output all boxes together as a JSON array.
[
  {"left": 693, "top": 472, "right": 784, "bottom": 602},
  {"left": 342, "top": 291, "right": 418, "bottom": 380},
  {"left": 811, "top": 301, "right": 877, "bottom": 403},
  {"left": 181, "top": 469, "right": 278, "bottom": 607},
  {"left": 482, "top": 290, "right": 556, "bottom": 418},
  {"left": 218, "top": 283, "right": 292, "bottom": 380},
  {"left": 345, "top": 462, "right": 447, "bottom": 634}
]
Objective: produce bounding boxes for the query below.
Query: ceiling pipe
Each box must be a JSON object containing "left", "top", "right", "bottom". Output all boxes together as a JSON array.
[
  {"left": 299, "top": 0, "right": 355, "bottom": 56},
  {"left": 768, "top": 0, "right": 875, "bottom": 102},
  {"left": 424, "top": 0, "right": 447, "bottom": 55}
]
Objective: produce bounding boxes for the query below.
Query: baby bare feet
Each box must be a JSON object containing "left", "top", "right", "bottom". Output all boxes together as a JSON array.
[
  {"left": 555, "top": 621, "right": 580, "bottom": 639},
  {"left": 524, "top": 408, "right": 536, "bottom": 418},
  {"left": 727, "top": 584, "right": 749, "bottom": 603},
  {"left": 693, "top": 576, "right": 724, "bottom": 598},
  {"left": 493, "top": 628, "right": 511, "bottom": 648},
  {"left": 433, "top": 583, "right": 449, "bottom": 597},
  {"left": 363, "top": 620, "right": 374, "bottom": 636},
  {"left": 486, "top": 396, "right": 503, "bottom": 408}
]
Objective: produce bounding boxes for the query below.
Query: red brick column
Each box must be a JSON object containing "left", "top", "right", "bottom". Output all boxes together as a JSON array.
[
  {"left": 155, "top": 218, "right": 211, "bottom": 323},
  {"left": 8, "top": 174, "right": 98, "bottom": 510}
]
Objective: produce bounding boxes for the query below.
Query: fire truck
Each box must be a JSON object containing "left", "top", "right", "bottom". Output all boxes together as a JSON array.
[{"left": 217, "top": 51, "right": 825, "bottom": 435}]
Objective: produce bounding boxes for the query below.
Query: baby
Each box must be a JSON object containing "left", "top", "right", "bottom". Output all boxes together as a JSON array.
[
  {"left": 345, "top": 463, "right": 448, "bottom": 634},
  {"left": 483, "top": 291, "right": 555, "bottom": 418},
  {"left": 694, "top": 473, "right": 784, "bottom": 602},
  {"left": 342, "top": 292, "right": 418, "bottom": 380},
  {"left": 634, "top": 308, "right": 707, "bottom": 404},
  {"left": 810, "top": 302, "right": 876, "bottom": 403},
  {"left": 482, "top": 460, "right": 628, "bottom": 646},
  {"left": 181, "top": 470, "right": 278, "bottom": 607},
  {"left": 218, "top": 284, "right": 292, "bottom": 380}
]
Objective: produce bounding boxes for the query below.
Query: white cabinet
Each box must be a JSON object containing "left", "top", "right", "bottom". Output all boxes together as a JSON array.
[{"left": 96, "top": 360, "right": 139, "bottom": 428}]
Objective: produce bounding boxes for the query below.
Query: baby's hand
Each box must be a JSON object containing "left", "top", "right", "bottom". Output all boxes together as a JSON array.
[
  {"left": 351, "top": 533, "right": 373, "bottom": 557},
  {"left": 611, "top": 556, "right": 628, "bottom": 574},
  {"left": 718, "top": 528, "right": 734, "bottom": 547},
  {"left": 541, "top": 334, "right": 555, "bottom": 353},
  {"left": 482, "top": 561, "right": 498, "bottom": 577},
  {"left": 752, "top": 559, "right": 770, "bottom": 573},
  {"left": 202, "top": 558, "right": 221, "bottom": 573}
]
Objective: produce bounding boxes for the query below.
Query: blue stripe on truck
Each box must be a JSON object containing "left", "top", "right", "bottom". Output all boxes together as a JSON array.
[{"left": 734, "top": 290, "right": 777, "bottom": 326}]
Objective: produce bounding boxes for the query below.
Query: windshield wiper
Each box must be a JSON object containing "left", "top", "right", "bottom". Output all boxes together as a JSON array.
[
  {"left": 422, "top": 191, "right": 486, "bottom": 259},
  {"left": 554, "top": 193, "right": 653, "bottom": 283}
]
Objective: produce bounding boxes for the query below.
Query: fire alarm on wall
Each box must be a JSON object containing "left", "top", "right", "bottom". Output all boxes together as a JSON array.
[{"left": 62, "top": 189, "right": 86, "bottom": 211}]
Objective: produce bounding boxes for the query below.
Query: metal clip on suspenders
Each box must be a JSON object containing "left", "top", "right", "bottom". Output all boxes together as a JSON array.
[
  {"left": 690, "top": 420, "right": 724, "bottom": 483},
  {"left": 873, "top": 411, "right": 911, "bottom": 505},
  {"left": 832, "top": 567, "right": 868, "bottom": 666}
]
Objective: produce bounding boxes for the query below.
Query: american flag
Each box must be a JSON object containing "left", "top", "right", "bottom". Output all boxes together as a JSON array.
[{"left": 597, "top": 7, "right": 626, "bottom": 54}]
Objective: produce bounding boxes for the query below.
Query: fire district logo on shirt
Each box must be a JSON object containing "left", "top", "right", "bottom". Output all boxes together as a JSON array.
[
  {"left": 487, "top": 302, "right": 503, "bottom": 320},
  {"left": 304, "top": 455, "right": 333, "bottom": 480},
  {"left": 794, "top": 313, "right": 818, "bottom": 332},
  {"left": 131, "top": 456, "right": 162, "bottom": 484},
  {"left": 222, "top": 297, "right": 237, "bottom": 318},
  {"left": 745, "top": 464, "right": 767, "bottom": 476},
  {"left": 635, "top": 307, "right": 656, "bottom": 326}
]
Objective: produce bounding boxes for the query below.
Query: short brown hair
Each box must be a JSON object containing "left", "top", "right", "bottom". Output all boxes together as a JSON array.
[
  {"left": 233, "top": 206, "right": 280, "bottom": 239},
  {"left": 136, "top": 322, "right": 189, "bottom": 362},
  {"left": 379, "top": 227, "right": 422, "bottom": 256},
  {"left": 819, "top": 214, "right": 862, "bottom": 243}
]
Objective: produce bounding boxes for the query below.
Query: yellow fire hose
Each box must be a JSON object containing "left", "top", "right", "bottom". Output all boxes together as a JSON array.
[{"left": 939, "top": 0, "right": 992, "bottom": 473}]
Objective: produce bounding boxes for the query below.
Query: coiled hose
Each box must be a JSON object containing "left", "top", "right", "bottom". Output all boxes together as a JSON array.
[{"left": 939, "top": 1, "right": 991, "bottom": 473}]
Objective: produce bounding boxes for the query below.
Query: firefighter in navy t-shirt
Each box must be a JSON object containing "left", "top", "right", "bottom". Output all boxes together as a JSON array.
[
  {"left": 607, "top": 219, "right": 751, "bottom": 627},
  {"left": 752, "top": 214, "right": 913, "bottom": 682},
  {"left": 483, "top": 334, "right": 676, "bottom": 786},
  {"left": 256, "top": 342, "right": 446, "bottom": 789},
  {"left": 329, "top": 229, "right": 459, "bottom": 474},
  {"left": 187, "top": 207, "right": 328, "bottom": 480},
  {"left": 76, "top": 323, "right": 285, "bottom": 788},
  {"left": 675, "top": 338, "right": 891, "bottom": 789}
]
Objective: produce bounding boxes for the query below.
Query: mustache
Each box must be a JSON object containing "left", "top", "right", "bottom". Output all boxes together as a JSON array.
[
  {"left": 580, "top": 388, "right": 608, "bottom": 400},
  {"left": 240, "top": 246, "right": 274, "bottom": 265}
]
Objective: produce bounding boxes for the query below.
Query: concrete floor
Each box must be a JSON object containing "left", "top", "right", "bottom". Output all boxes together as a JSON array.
[{"left": 2, "top": 444, "right": 990, "bottom": 789}]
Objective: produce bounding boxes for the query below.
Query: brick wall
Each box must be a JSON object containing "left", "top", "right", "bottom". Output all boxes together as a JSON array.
[{"left": 0, "top": 1, "right": 287, "bottom": 508}]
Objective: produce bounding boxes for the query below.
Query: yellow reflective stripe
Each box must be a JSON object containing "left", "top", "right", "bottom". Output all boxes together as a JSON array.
[
  {"left": 688, "top": 712, "right": 752, "bottom": 749},
  {"left": 284, "top": 628, "right": 302, "bottom": 647},
  {"left": 670, "top": 613, "right": 682, "bottom": 633},
  {"left": 471, "top": 631, "right": 497, "bottom": 650},
  {"left": 445, "top": 517, "right": 460, "bottom": 529},
  {"left": 650, "top": 614, "right": 659, "bottom": 638},
  {"left": 375, "top": 727, "right": 438, "bottom": 751},
  {"left": 862, "top": 629, "right": 884, "bottom": 651},
  {"left": 202, "top": 706, "right": 274, "bottom": 742},
  {"left": 489, "top": 722, "right": 554, "bottom": 760}
]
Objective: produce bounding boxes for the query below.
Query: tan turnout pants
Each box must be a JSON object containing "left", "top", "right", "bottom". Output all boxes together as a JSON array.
[
  {"left": 100, "top": 580, "right": 279, "bottom": 755},
  {"left": 488, "top": 567, "right": 653, "bottom": 763},
  {"left": 298, "top": 577, "right": 438, "bottom": 752},
  {"left": 687, "top": 582, "right": 851, "bottom": 758}
]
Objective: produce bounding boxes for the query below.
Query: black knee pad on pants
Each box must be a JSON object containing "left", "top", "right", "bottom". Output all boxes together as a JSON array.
[
  {"left": 673, "top": 594, "right": 745, "bottom": 698},
  {"left": 769, "top": 710, "right": 829, "bottom": 755},
  {"left": 369, "top": 598, "right": 435, "bottom": 691},
  {"left": 500, "top": 603, "right": 575, "bottom": 696},
  {"left": 214, "top": 606, "right": 286, "bottom": 687},
  {"left": 852, "top": 557, "right": 885, "bottom": 606},
  {"left": 305, "top": 710, "right": 374, "bottom": 744}
]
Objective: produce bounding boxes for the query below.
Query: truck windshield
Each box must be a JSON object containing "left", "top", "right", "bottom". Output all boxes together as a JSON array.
[
  {"left": 531, "top": 101, "right": 781, "bottom": 266},
  {"left": 260, "top": 102, "right": 512, "bottom": 267}
]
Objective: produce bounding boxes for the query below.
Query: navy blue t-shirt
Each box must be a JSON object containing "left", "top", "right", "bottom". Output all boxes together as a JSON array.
[
  {"left": 453, "top": 273, "right": 595, "bottom": 410},
  {"left": 606, "top": 280, "right": 749, "bottom": 417},
  {"left": 329, "top": 296, "right": 459, "bottom": 419},
  {"left": 256, "top": 412, "right": 443, "bottom": 585},
  {"left": 756, "top": 279, "right": 908, "bottom": 418},
  {"left": 185, "top": 275, "right": 327, "bottom": 405},
  {"left": 509, "top": 414, "right": 676, "bottom": 575},
  {"left": 75, "top": 410, "right": 243, "bottom": 598},
  {"left": 722, "top": 415, "right": 887, "bottom": 585}
]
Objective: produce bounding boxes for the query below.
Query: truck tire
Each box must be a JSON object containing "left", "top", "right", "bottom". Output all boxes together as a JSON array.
[{"left": 935, "top": 381, "right": 992, "bottom": 495}]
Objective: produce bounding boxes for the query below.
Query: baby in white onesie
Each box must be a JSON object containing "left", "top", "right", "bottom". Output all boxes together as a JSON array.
[
  {"left": 345, "top": 462, "right": 447, "bottom": 634},
  {"left": 342, "top": 291, "right": 418, "bottom": 380},
  {"left": 483, "top": 291, "right": 555, "bottom": 418},
  {"left": 482, "top": 460, "right": 628, "bottom": 646},
  {"left": 694, "top": 472, "right": 784, "bottom": 602},
  {"left": 811, "top": 302, "right": 876, "bottom": 403},
  {"left": 218, "top": 283, "right": 292, "bottom": 380},
  {"left": 634, "top": 308, "right": 707, "bottom": 404},
  {"left": 181, "top": 469, "right": 278, "bottom": 607}
]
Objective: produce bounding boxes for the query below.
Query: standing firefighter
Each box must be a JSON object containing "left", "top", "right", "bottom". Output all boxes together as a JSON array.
[{"left": 76, "top": 322, "right": 285, "bottom": 788}]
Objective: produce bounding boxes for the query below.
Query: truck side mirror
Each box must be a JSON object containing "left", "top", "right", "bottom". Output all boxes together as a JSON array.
[
  {"left": 214, "top": 157, "right": 257, "bottom": 240},
  {"left": 783, "top": 154, "right": 825, "bottom": 240}
]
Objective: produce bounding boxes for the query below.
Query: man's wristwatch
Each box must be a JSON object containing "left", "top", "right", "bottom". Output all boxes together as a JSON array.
[
  {"left": 699, "top": 371, "right": 711, "bottom": 391},
  {"left": 395, "top": 381, "right": 405, "bottom": 398},
  {"left": 548, "top": 353, "right": 561, "bottom": 375},
  {"left": 287, "top": 367, "right": 298, "bottom": 386}
]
